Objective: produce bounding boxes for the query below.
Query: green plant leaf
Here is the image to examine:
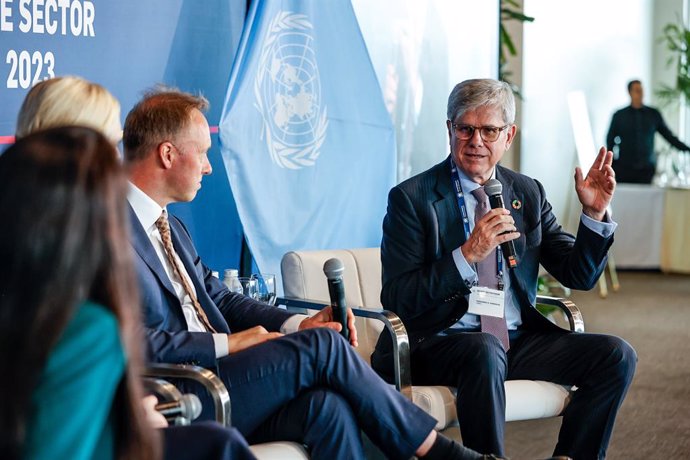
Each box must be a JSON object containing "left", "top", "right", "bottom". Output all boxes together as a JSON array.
[
  {"left": 499, "top": 0, "right": 533, "bottom": 98},
  {"left": 656, "top": 17, "right": 690, "bottom": 105},
  {"left": 500, "top": 25, "right": 517, "bottom": 56},
  {"left": 501, "top": 9, "right": 535, "bottom": 22}
]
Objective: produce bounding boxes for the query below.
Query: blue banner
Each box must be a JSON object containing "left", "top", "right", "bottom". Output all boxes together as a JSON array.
[
  {"left": 0, "top": 0, "right": 247, "bottom": 273},
  {"left": 219, "top": 0, "right": 396, "bottom": 287}
]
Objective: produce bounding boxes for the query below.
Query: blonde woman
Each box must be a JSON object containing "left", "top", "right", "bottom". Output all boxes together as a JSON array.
[{"left": 16, "top": 76, "right": 122, "bottom": 144}]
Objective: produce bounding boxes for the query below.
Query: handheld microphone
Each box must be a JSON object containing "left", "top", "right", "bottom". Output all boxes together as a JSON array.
[
  {"left": 484, "top": 179, "right": 518, "bottom": 268},
  {"left": 322, "top": 258, "right": 350, "bottom": 341},
  {"left": 155, "top": 393, "right": 202, "bottom": 424}
]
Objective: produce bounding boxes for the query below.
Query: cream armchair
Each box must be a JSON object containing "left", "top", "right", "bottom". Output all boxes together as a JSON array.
[{"left": 280, "top": 248, "right": 584, "bottom": 437}]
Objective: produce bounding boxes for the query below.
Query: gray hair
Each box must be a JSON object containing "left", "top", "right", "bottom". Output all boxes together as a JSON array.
[{"left": 446, "top": 79, "right": 515, "bottom": 125}]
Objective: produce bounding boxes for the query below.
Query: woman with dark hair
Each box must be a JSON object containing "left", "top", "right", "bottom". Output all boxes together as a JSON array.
[{"left": 0, "top": 126, "right": 159, "bottom": 460}]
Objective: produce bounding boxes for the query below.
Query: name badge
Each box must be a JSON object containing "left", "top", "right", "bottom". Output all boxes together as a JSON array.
[{"left": 468, "top": 286, "right": 505, "bottom": 318}]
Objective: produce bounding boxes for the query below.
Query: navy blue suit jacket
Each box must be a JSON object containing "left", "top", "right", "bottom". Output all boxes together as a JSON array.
[
  {"left": 372, "top": 157, "right": 613, "bottom": 374},
  {"left": 129, "top": 207, "right": 293, "bottom": 368}
]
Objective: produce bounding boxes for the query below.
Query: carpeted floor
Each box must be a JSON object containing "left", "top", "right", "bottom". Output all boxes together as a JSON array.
[{"left": 504, "top": 271, "right": 690, "bottom": 459}]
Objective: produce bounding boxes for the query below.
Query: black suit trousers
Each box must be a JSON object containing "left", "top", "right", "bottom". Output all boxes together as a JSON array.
[{"left": 410, "top": 329, "right": 636, "bottom": 459}]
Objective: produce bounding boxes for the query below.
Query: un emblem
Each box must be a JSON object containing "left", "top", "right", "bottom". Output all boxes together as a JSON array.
[{"left": 254, "top": 11, "right": 328, "bottom": 169}]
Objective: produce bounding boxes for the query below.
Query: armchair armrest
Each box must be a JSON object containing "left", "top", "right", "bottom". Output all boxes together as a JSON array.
[
  {"left": 536, "top": 295, "right": 585, "bottom": 333},
  {"left": 141, "top": 378, "right": 196, "bottom": 426},
  {"left": 142, "top": 377, "right": 184, "bottom": 402},
  {"left": 276, "top": 297, "right": 413, "bottom": 400},
  {"left": 143, "top": 363, "right": 231, "bottom": 426}
]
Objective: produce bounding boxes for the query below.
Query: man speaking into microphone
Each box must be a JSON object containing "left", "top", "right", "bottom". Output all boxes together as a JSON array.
[{"left": 373, "top": 79, "right": 636, "bottom": 460}]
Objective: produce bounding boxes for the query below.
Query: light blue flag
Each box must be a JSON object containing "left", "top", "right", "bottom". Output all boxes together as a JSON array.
[{"left": 219, "top": 0, "right": 396, "bottom": 289}]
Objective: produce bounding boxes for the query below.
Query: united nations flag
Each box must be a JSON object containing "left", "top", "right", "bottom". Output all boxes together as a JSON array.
[
  {"left": 254, "top": 11, "right": 328, "bottom": 170},
  {"left": 219, "top": 0, "right": 396, "bottom": 286}
]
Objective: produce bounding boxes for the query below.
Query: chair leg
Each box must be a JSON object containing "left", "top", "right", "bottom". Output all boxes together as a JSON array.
[
  {"left": 608, "top": 256, "right": 620, "bottom": 292},
  {"left": 598, "top": 271, "right": 608, "bottom": 298}
]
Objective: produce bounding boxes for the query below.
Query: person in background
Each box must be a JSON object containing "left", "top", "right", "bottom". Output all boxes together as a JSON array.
[
  {"left": 374, "top": 78, "right": 636, "bottom": 460},
  {"left": 606, "top": 79, "right": 690, "bottom": 184},
  {"left": 11, "top": 76, "right": 258, "bottom": 460},
  {"left": 0, "top": 126, "right": 159, "bottom": 460}
]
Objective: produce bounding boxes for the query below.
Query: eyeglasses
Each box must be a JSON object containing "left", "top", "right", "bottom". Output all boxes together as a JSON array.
[{"left": 451, "top": 123, "right": 509, "bottom": 142}]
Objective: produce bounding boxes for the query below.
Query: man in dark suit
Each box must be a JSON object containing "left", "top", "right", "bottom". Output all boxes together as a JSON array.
[
  {"left": 607, "top": 79, "right": 690, "bottom": 184},
  {"left": 123, "top": 88, "right": 487, "bottom": 459},
  {"left": 373, "top": 79, "right": 637, "bottom": 460}
]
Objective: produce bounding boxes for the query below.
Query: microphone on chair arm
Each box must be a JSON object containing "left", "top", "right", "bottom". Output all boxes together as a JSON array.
[
  {"left": 484, "top": 178, "right": 518, "bottom": 268},
  {"left": 322, "top": 258, "right": 350, "bottom": 341},
  {"left": 155, "top": 393, "right": 202, "bottom": 425}
]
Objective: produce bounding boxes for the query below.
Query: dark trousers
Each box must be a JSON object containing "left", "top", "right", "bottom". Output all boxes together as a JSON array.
[
  {"left": 411, "top": 329, "right": 637, "bottom": 459},
  {"left": 163, "top": 422, "right": 256, "bottom": 460},
  {"left": 193, "top": 328, "right": 438, "bottom": 459}
]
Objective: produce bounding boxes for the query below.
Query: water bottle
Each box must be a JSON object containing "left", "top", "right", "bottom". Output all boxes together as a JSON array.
[{"left": 223, "top": 269, "right": 243, "bottom": 295}]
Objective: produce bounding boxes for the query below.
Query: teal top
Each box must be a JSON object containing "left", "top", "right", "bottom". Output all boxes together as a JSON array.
[{"left": 24, "top": 301, "right": 125, "bottom": 460}]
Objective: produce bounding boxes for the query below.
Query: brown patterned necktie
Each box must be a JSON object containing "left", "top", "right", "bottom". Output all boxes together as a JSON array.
[
  {"left": 155, "top": 211, "right": 217, "bottom": 333},
  {"left": 471, "top": 187, "right": 510, "bottom": 351}
]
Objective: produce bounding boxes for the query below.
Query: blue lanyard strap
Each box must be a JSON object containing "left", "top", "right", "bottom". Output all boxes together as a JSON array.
[{"left": 450, "top": 158, "right": 503, "bottom": 288}]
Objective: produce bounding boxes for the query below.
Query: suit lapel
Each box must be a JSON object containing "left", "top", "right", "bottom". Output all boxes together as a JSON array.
[
  {"left": 433, "top": 159, "right": 466, "bottom": 255},
  {"left": 496, "top": 167, "right": 525, "bottom": 256},
  {"left": 496, "top": 167, "right": 531, "bottom": 303},
  {"left": 169, "top": 223, "right": 204, "bottom": 299},
  {"left": 168, "top": 218, "right": 231, "bottom": 334},
  {"left": 128, "top": 206, "right": 177, "bottom": 298}
]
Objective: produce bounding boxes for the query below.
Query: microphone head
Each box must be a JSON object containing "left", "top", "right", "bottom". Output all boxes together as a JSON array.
[
  {"left": 323, "top": 258, "right": 345, "bottom": 280},
  {"left": 484, "top": 179, "right": 503, "bottom": 197},
  {"left": 181, "top": 393, "right": 202, "bottom": 420}
]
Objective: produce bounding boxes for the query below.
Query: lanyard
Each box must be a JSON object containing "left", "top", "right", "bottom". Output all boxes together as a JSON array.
[{"left": 450, "top": 158, "right": 504, "bottom": 290}]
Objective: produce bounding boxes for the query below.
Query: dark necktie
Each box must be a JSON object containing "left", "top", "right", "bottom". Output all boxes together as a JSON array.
[
  {"left": 471, "top": 187, "right": 510, "bottom": 351},
  {"left": 155, "top": 211, "right": 217, "bottom": 333}
]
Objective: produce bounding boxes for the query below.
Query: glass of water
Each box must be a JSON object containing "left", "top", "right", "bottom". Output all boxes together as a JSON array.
[
  {"left": 251, "top": 273, "right": 277, "bottom": 305},
  {"left": 237, "top": 277, "right": 258, "bottom": 300}
]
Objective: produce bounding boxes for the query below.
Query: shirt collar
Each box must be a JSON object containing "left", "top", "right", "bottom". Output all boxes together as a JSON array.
[
  {"left": 127, "top": 182, "right": 165, "bottom": 232},
  {"left": 452, "top": 158, "right": 496, "bottom": 195}
]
